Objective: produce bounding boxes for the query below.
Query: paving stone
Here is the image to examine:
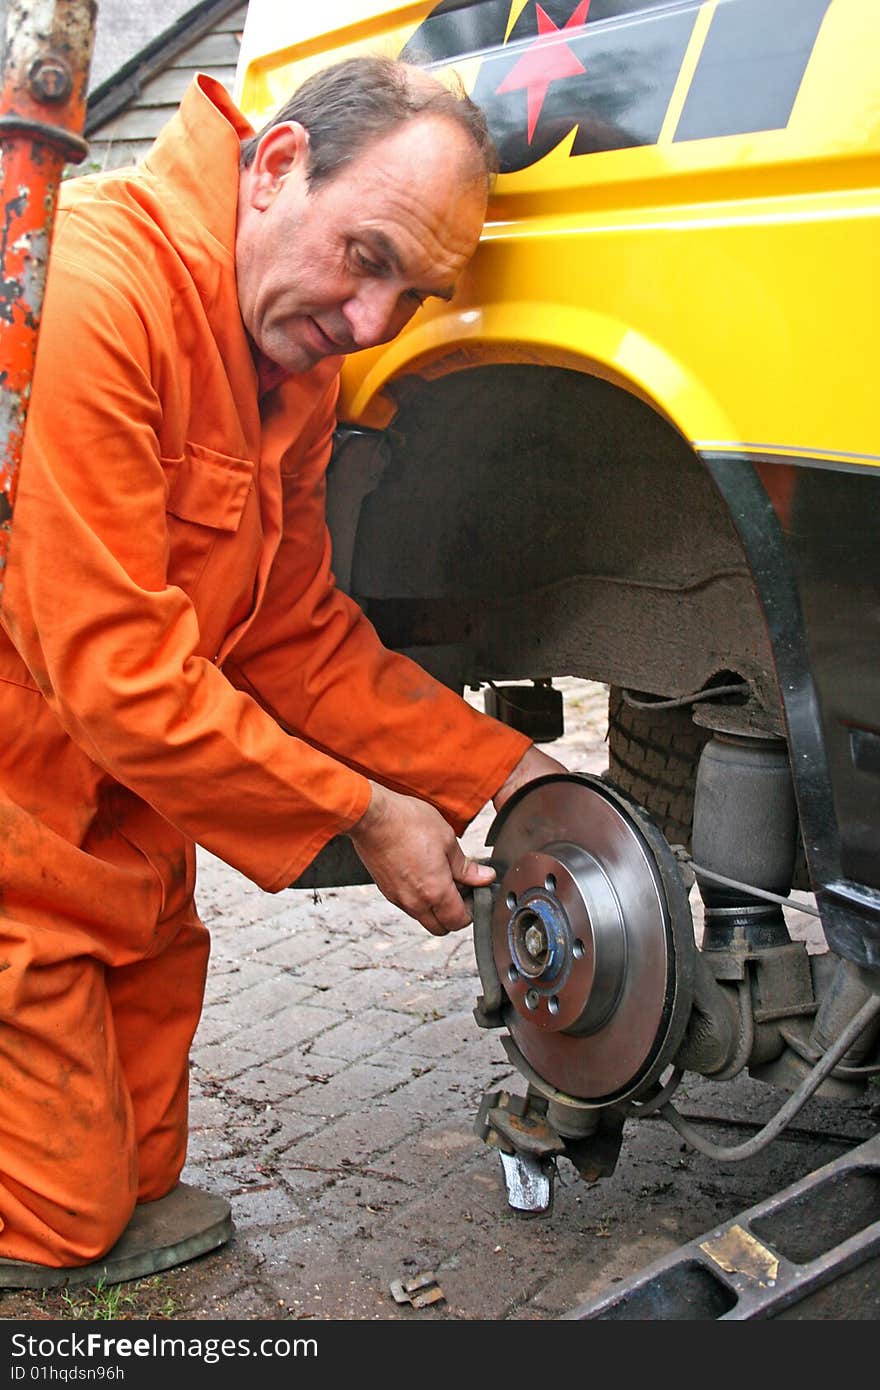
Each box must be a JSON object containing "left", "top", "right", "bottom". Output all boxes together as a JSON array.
[
  {"left": 202, "top": 957, "right": 281, "bottom": 998},
  {"left": 234, "top": 1004, "right": 347, "bottom": 1057},
  {"left": 270, "top": 1062, "right": 398, "bottom": 1117},
  {"left": 377, "top": 1066, "right": 481, "bottom": 1121},
  {"left": 312, "top": 1007, "right": 414, "bottom": 1061},
  {"left": 384, "top": 937, "right": 448, "bottom": 968},
  {"left": 373, "top": 1119, "right": 482, "bottom": 1186},
  {"left": 190, "top": 1014, "right": 231, "bottom": 1048},
  {"left": 241, "top": 1223, "right": 331, "bottom": 1276},
  {"left": 269, "top": 1255, "right": 395, "bottom": 1321},
  {"left": 393, "top": 975, "right": 477, "bottom": 1015},
  {"left": 204, "top": 919, "right": 295, "bottom": 956},
  {"left": 203, "top": 974, "right": 316, "bottom": 1027},
  {"left": 247, "top": 926, "right": 341, "bottom": 970},
  {"left": 283, "top": 1103, "right": 419, "bottom": 1169},
  {"left": 184, "top": 1128, "right": 243, "bottom": 1163},
  {"left": 229, "top": 1185, "right": 302, "bottom": 1231},
  {"left": 261, "top": 1051, "right": 349, "bottom": 1084},
  {"left": 191, "top": 1041, "right": 262, "bottom": 1081},
  {"left": 188, "top": 1090, "right": 235, "bottom": 1130},
  {"left": 296, "top": 964, "right": 424, "bottom": 1013},
  {"left": 377, "top": 1010, "right": 486, "bottom": 1062},
  {"left": 303, "top": 1171, "right": 418, "bottom": 1245}
]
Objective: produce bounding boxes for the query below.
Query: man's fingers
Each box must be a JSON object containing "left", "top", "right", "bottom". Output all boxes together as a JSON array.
[
  {"left": 420, "top": 909, "right": 449, "bottom": 938},
  {"left": 427, "top": 879, "right": 474, "bottom": 934},
  {"left": 455, "top": 856, "right": 496, "bottom": 888}
]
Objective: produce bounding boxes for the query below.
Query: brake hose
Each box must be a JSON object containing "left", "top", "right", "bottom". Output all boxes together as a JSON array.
[{"left": 660, "top": 993, "right": 880, "bottom": 1162}]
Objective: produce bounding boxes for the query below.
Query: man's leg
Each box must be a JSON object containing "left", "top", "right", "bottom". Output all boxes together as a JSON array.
[
  {"left": 0, "top": 919, "right": 139, "bottom": 1266},
  {"left": 105, "top": 901, "right": 211, "bottom": 1202}
]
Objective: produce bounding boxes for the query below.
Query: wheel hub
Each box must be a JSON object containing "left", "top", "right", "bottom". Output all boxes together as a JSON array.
[{"left": 497, "top": 844, "right": 626, "bottom": 1035}]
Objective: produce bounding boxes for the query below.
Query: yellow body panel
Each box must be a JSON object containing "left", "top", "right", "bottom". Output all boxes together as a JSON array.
[{"left": 235, "top": 0, "right": 880, "bottom": 458}]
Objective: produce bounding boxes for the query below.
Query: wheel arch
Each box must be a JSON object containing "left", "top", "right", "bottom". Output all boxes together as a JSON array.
[
  {"left": 330, "top": 355, "right": 781, "bottom": 732},
  {"left": 338, "top": 300, "right": 738, "bottom": 448}
]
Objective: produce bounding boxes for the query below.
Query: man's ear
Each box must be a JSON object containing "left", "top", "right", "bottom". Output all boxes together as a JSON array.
[{"left": 246, "top": 121, "right": 310, "bottom": 211}]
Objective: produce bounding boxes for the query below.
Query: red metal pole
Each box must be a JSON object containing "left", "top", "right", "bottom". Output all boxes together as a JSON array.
[{"left": 0, "top": 0, "right": 96, "bottom": 595}]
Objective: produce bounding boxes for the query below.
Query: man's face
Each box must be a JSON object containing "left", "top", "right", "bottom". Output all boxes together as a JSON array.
[{"left": 236, "top": 114, "right": 488, "bottom": 374}]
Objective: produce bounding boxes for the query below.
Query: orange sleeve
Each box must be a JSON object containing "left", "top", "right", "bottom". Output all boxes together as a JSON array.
[
  {"left": 0, "top": 253, "right": 371, "bottom": 892},
  {"left": 224, "top": 389, "right": 532, "bottom": 835}
]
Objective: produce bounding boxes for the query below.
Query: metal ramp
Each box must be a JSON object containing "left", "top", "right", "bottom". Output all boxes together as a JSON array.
[{"left": 566, "top": 1133, "right": 880, "bottom": 1319}]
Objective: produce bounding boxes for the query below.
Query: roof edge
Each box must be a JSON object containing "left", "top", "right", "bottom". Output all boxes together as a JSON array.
[{"left": 85, "top": 0, "right": 244, "bottom": 135}]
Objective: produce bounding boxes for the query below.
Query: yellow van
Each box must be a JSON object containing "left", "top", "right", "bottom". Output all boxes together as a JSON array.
[{"left": 234, "top": 0, "right": 880, "bottom": 1232}]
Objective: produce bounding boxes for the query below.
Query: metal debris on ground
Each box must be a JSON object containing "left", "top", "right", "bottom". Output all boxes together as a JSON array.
[{"left": 389, "top": 1271, "right": 445, "bottom": 1308}]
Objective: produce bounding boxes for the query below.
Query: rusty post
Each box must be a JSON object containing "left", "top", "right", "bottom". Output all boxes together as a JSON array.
[{"left": 0, "top": 0, "right": 97, "bottom": 595}]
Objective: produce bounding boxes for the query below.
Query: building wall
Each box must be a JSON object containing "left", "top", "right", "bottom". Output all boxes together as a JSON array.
[{"left": 85, "top": 2, "right": 248, "bottom": 171}]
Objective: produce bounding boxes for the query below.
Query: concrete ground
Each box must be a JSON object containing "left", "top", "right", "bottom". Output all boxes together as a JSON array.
[{"left": 2, "top": 681, "right": 877, "bottom": 1322}]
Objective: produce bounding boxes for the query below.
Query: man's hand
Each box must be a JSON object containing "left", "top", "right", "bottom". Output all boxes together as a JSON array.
[
  {"left": 348, "top": 747, "right": 569, "bottom": 938},
  {"left": 492, "top": 744, "right": 568, "bottom": 813},
  {"left": 348, "top": 783, "right": 494, "bottom": 937}
]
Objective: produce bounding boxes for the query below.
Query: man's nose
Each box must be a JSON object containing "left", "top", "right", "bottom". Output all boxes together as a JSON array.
[{"left": 342, "top": 284, "right": 409, "bottom": 349}]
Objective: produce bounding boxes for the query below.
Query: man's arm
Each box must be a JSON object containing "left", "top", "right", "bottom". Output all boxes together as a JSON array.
[
  {"left": 349, "top": 740, "right": 567, "bottom": 936},
  {"left": 225, "top": 390, "right": 549, "bottom": 834},
  {"left": 492, "top": 743, "right": 568, "bottom": 812}
]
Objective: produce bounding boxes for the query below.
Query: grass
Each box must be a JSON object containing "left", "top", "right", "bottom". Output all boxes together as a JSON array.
[
  {"left": 59, "top": 1277, "right": 137, "bottom": 1320},
  {"left": 0, "top": 1272, "right": 183, "bottom": 1321}
]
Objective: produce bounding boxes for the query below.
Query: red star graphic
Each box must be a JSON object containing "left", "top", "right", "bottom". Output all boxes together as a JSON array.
[{"left": 496, "top": 0, "right": 592, "bottom": 143}]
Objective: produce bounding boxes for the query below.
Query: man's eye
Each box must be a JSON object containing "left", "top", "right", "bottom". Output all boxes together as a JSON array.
[
  {"left": 404, "top": 289, "right": 427, "bottom": 307},
  {"left": 353, "top": 247, "right": 383, "bottom": 275}
]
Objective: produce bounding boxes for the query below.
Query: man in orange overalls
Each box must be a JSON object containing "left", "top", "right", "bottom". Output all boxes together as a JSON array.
[{"left": 0, "top": 55, "right": 564, "bottom": 1274}]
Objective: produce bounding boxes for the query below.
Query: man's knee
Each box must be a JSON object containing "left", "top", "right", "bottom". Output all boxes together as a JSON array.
[
  {"left": 0, "top": 1147, "right": 138, "bottom": 1267},
  {"left": 50, "top": 1197, "right": 138, "bottom": 1267}
]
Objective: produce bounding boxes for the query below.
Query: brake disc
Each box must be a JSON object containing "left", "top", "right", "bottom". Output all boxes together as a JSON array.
[{"left": 483, "top": 773, "right": 695, "bottom": 1106}]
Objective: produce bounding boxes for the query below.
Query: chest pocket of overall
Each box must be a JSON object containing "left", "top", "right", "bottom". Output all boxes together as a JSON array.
[{"left": 163, "top": 441, "right": 256, "bottom": 594}]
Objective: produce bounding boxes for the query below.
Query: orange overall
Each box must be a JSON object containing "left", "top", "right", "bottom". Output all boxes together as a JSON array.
[{"left": 0, "top": 75, "right": 529, "bottom": 1266}]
